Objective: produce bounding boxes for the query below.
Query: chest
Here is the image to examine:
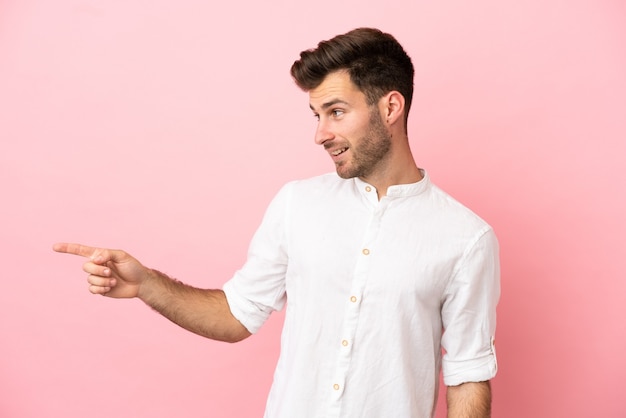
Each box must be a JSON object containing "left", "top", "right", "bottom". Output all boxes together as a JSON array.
[{"left": 284, "top": 198, "right": 461, "bottom": 309}]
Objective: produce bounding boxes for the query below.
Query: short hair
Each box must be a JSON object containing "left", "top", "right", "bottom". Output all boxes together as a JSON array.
[{"left": 291, "top": 28, "right": 415, "bottom": 117}]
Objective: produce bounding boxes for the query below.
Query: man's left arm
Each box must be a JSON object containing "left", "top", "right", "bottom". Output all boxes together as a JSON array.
[
  {"left": 441, "top": 227, "right": 499, "bottom": 417},
  {"left": 446, "top": 381, "right": 492, "bottom": 418}
]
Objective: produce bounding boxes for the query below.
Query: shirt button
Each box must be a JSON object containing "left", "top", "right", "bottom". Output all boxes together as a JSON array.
[
  {"left": 362, "top": 248, "right": 370, "bottom": 255},
  {"left": 365, "top": 186, "right": 372, "bottom": 192},
  {"left": 333, "top": 383, "right": 340, "bottom": 391},
  {"left": 341, "top": 340, "right": 349, "bottom": 347},
  {"left": 350, "top": 296, "right": 357, "bottom": 303}
]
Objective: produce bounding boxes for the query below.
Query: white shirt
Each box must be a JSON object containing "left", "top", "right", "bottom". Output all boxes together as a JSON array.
[{"left": 223, "top": 171, "right": 500, "bottom": 418}]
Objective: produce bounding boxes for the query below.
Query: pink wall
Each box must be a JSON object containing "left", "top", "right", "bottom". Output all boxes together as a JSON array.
[{"left": 1, "top": 1, "right": 624, "bottom": 416}]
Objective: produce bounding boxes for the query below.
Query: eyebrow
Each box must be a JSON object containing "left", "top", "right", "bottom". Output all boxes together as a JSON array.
[{"left": 309, "top": 99, "right": 350, "bottom": 112}]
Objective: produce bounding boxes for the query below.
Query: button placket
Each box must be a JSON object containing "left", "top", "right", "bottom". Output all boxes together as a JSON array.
[{"left": 329, "top": 199, "right": 386, "bottom": 412}]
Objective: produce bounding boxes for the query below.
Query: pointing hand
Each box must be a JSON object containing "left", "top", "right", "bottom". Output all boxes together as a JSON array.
[{"left": 53, "top": 243, "right": 149, "bottom": 298}]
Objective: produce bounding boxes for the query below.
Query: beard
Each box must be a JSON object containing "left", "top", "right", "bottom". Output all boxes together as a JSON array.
[{"left": 336, "top": 110, "right": 392, "bottom": 179}]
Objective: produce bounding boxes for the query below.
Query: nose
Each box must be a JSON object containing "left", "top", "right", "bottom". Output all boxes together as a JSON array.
[{"left": 314, "top": 119, "right": 334, "bottom": 145}]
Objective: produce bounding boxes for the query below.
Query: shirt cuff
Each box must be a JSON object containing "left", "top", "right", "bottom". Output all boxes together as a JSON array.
[
  {"left": 223, "top": 280, "right": 272, "bottom": 334},
  {"left": 443, "top": 337, "right": 498, "bottom": 386}
]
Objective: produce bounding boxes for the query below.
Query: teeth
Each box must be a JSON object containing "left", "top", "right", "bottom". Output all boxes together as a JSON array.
[{"left": 331, "top": 148, "right": 347, "bottom": 156}]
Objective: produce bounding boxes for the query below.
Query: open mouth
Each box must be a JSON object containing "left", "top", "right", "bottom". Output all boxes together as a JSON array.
[{"left": 331, "top": 147, "right": 348, "bottom": 157}]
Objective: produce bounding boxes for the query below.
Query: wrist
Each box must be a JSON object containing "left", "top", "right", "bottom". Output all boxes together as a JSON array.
[{"left": 136, "top": 268, "right": 162, "bottom": 302}]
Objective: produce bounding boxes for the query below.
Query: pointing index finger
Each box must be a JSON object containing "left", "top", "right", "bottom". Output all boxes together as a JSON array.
[{"left": 52, "top": 242, "right": 99, "bottom": 259}]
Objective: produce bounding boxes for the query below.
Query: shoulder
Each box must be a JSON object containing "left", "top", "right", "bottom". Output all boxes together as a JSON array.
[
  {"left": 419, "top": 179, "right": 494, "bottom": 239},
  {"left": 290, "top": 172, "right": 346, "bottom": 188},
  {"left": 281, "top": 172, "right": 353, "bottom": 197}
]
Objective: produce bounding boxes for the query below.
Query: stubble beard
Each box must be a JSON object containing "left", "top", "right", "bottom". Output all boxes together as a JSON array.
[{"left": 336, "top": 110, "right": 392, "bottom": 180}]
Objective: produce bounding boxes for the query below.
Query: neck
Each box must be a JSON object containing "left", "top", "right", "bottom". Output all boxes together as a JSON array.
[{"left": 360, "top": 138, "right": 422, "bottom": 199}]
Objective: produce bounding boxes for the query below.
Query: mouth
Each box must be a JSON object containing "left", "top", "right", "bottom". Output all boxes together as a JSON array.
[{"left": 329, "top": 147, "right": 348, "bottom": 157}]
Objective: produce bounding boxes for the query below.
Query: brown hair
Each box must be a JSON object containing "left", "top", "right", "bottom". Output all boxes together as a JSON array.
[{"left": 291, "top": 28, "right": 415, "bottom": 118}]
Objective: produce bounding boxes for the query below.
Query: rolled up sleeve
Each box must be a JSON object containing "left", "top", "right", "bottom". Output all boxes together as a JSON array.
[
  {"left": 223, "top": 183, "right": 293, "bottom": 334},
  {"left": 441, "top": 227, "right": 500, "bottom": 386}
]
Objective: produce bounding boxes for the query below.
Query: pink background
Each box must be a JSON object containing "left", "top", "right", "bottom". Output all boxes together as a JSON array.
[{"left": 1, "top": 1, "right": 625, "bottom": 417}]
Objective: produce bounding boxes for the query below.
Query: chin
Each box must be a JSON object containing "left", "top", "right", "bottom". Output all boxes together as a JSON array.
[
  {"left": 335, "top": 160, "right": 362, "bottom": 179},
  {"left": 336, "top": 169, "right": 359, "bottom": 180}
]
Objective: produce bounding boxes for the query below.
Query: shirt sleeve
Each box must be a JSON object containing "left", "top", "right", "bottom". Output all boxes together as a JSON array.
[
  {"left": 440, "top": 227, "right": 500, "bottom": 386},
  {"left": 222, "top": 183, "right": 292, "bottom": 334}
]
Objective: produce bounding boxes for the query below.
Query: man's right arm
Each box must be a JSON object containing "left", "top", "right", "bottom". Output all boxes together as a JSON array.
[
  {"left": 139, "top": 269, "right": 251, "bottom": 342},
  {"left": 53, "top": 243, "right": 251, "bottom": 343}
]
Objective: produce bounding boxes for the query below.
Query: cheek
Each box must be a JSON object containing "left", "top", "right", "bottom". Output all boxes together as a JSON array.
[{"left": 344, "top": 118, "right": 372, "bottom": 140}]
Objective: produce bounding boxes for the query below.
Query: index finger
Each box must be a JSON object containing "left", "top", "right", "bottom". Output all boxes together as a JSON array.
[{"left": 52, "top": 242, "right": 99, "bottom": 259}]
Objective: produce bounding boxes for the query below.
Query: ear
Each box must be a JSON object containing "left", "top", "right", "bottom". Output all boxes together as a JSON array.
[{"left": 378, "top": 91, "right": 405, "bottom": 126}]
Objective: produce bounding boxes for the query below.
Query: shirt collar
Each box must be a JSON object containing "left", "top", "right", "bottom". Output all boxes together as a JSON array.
[{"left": 353, "top": 169, "right": 430, "bottom": 199}]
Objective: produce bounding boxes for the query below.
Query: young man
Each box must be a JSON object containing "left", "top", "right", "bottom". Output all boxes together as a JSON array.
[{"left": 54, "top": 28, "right": 500, "bottom": 418}]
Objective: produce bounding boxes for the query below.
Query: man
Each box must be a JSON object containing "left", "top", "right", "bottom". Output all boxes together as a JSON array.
[{"left": 54, "top": 28, "right": 500, "bottom": 417}]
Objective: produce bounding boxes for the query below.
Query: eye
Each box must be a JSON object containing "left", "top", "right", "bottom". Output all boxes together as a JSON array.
[
  {"left": 313, "top": 113, "right": 320, "bottom": 121},
  {"left": 331, "top": 109, "right": 344, "bottom": 117}
]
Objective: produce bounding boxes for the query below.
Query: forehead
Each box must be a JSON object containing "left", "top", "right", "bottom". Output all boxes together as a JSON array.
[{"left": 308, "top": 71, "right": 366, "bottom": 110}]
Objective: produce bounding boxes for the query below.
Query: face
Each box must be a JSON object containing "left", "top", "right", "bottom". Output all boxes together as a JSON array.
[{"left": 309, "top": 71, "right": 392, "bottom": 180}]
